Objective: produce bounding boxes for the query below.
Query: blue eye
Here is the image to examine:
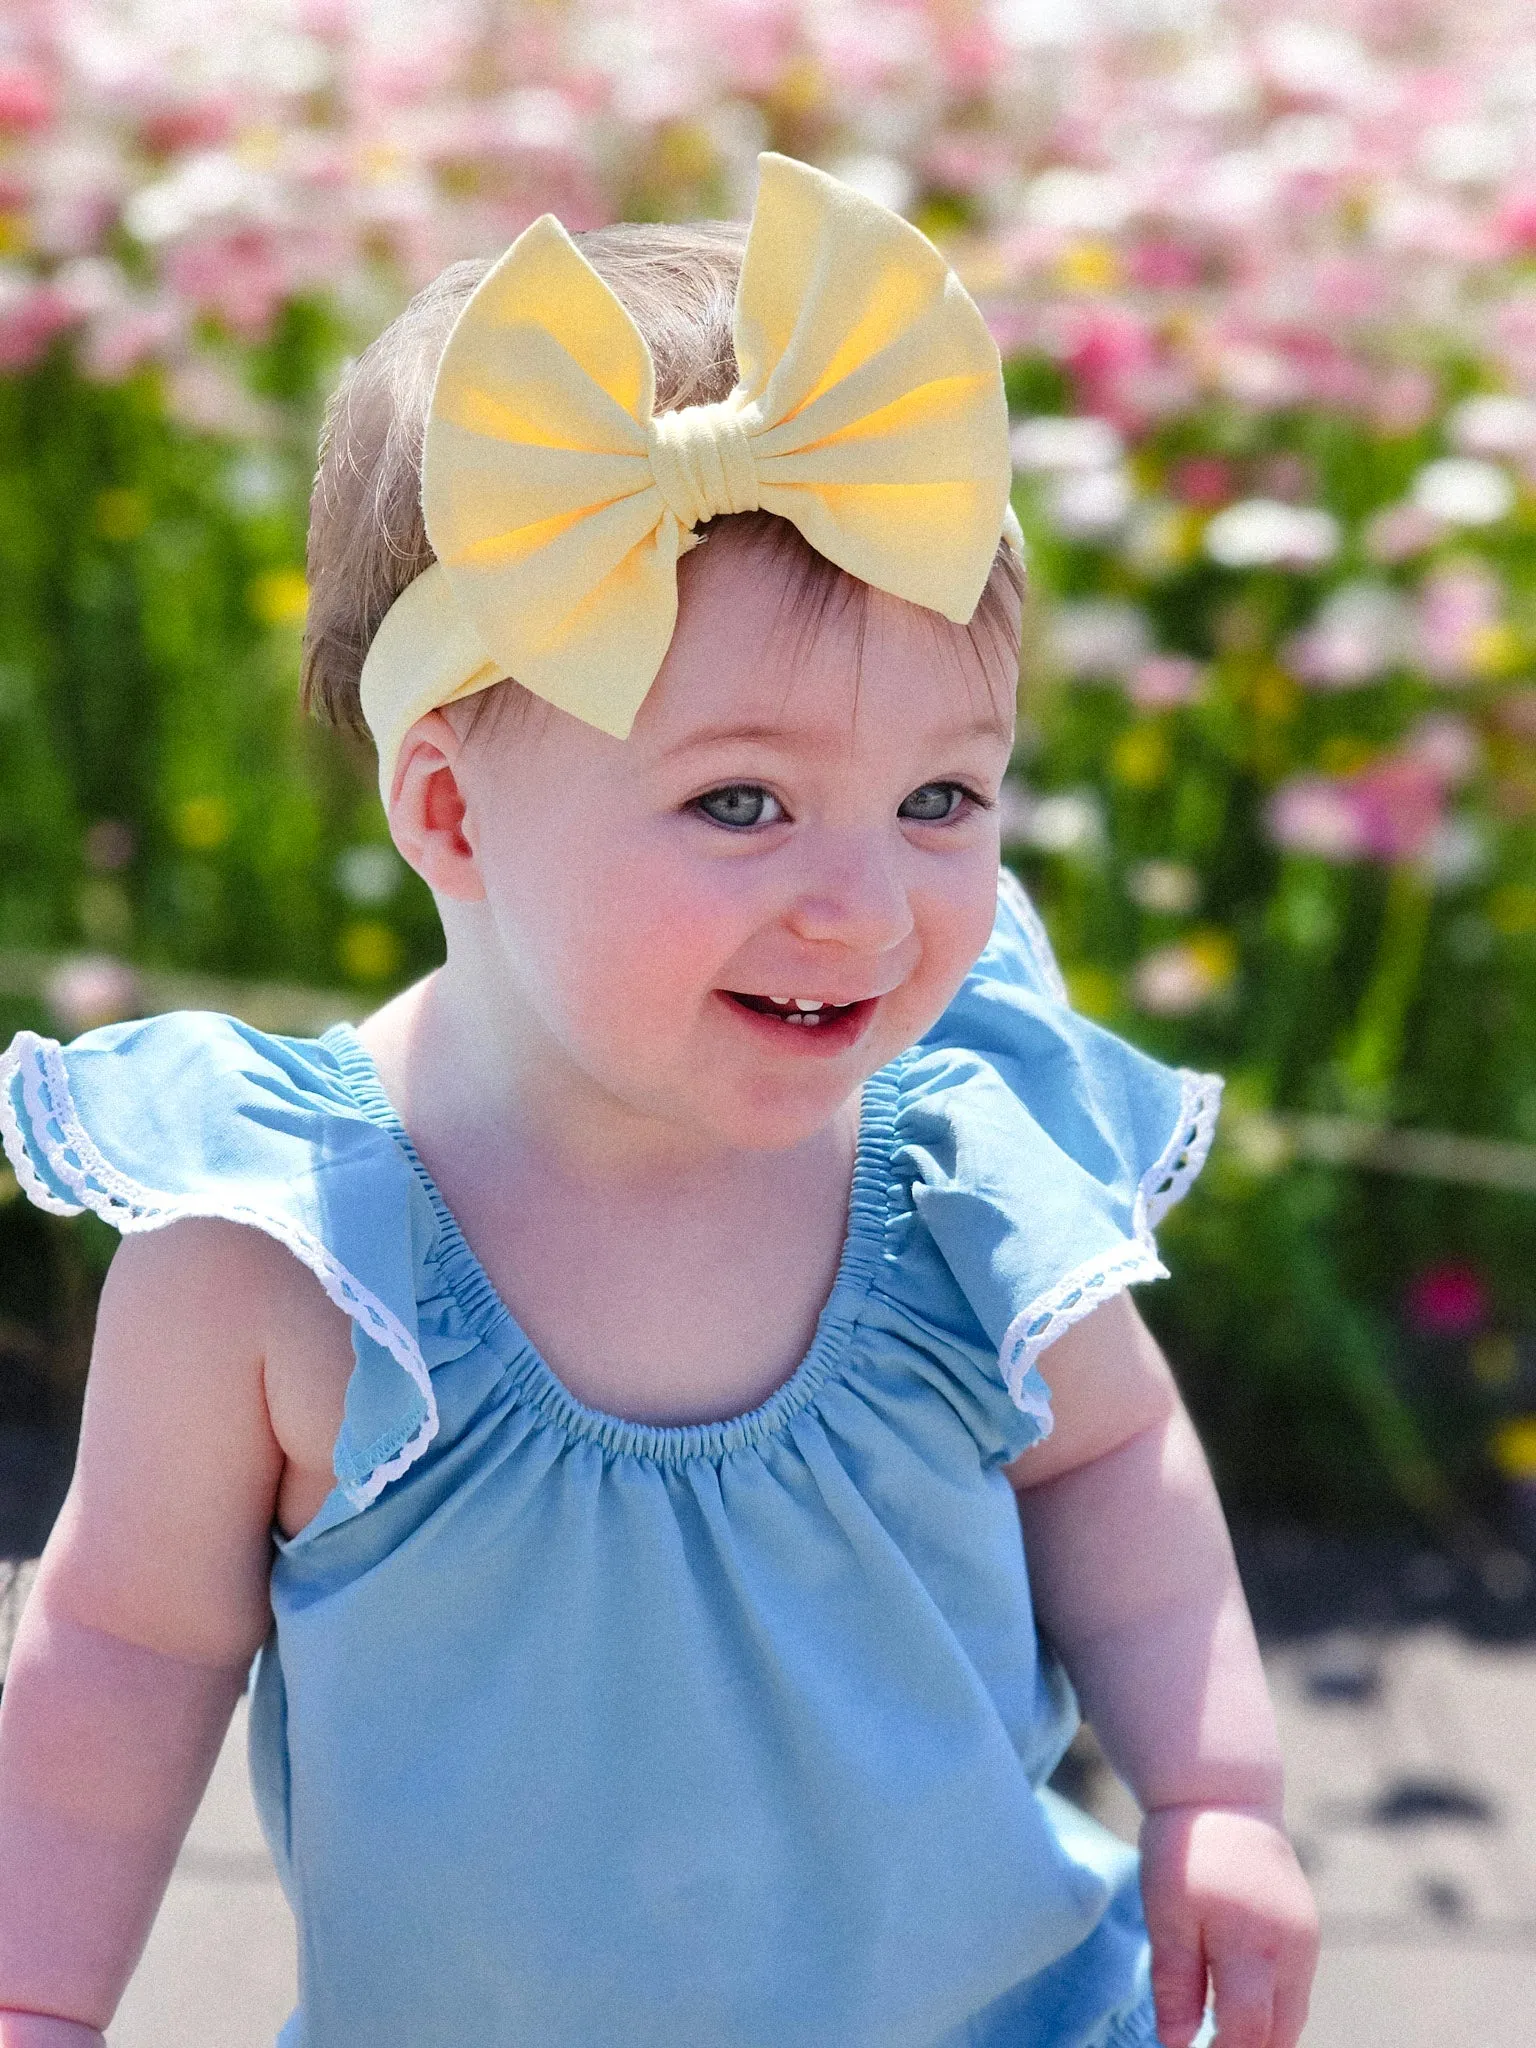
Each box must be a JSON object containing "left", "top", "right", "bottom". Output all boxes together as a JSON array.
[
  {"left": 899, "top": 782, "right": 970, "bottom": 823},
  {"left": 695, "top": 784, "right": 785, "bottom": 829}
]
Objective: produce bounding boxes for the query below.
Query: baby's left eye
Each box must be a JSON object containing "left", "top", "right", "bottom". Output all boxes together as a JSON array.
[{"left": 898, "top": 782, "right": 972, "bottom": 823}]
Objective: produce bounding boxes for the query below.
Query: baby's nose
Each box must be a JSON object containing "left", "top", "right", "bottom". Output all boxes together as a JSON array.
[{"left": 783, "top": 834, "right": 915, "bottom": 954}]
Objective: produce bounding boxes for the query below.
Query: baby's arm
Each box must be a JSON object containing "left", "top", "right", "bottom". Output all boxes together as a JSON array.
[
  {"left": 1005, "top": 1292, "right": 1318, "bottom": 2048},
  {"left": 0, "top": 1220, "right": 286, "bottom": 2043}
]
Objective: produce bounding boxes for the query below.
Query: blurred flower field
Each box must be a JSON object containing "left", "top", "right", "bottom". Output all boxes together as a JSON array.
[{"left": 3, "top": 0, "right": 1536, "bottom": 1539}]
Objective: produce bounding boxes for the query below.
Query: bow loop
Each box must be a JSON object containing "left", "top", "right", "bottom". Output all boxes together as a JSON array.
[{"left": 648, "top": 395, "right": 762, "bottom": 529}]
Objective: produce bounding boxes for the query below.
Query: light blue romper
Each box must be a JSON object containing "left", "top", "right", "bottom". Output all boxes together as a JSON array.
[{"left": 1, "top": 873, "right": 1222, "bottom": 2048}]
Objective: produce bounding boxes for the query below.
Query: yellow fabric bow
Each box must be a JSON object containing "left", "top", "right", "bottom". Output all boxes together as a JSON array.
[{"left": 360, "top": 151, "right": 1021, "bottom": 796}]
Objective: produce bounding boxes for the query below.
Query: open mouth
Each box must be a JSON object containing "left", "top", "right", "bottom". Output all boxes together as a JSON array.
[
  {"left": 726, "top": 993, "right": 861, "bottom": 1027},
  {"left": 719, "top": 990, "right": 878, "bottom": 1051}
]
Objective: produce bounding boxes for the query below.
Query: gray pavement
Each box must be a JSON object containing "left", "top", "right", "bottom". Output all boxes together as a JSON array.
[{"left": 5, "top": 1557, "right": 1535, "bottom": 2044}]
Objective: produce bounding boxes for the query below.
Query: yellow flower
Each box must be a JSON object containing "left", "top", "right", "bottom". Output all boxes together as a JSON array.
[
  {"left": 1065, "top": 965, "right": 1118, "bottom": 1019},
  {"left": 1492, "top": 1417, "right": 1536, "bottom": 1480},
  {"left": 340, "top": 920, "right": 402, "bottom": 983},
  {"left": 1249, "top": 665, "right": 1298, "bottom": 724},
  {"left": 1186, "top": 927, "right": 1239, "bottom": 987},
  {"left": 173, "top": 795, "right": 232, "bottom": 851},
  {"left": 236, "top": 125, "right": 282, "bottom": 170},
  {"left": 769, "top": 56, "right": 822, "bottom": 117},
  {"left": 655, "top": 122, "right": 716, "bottom": 185},
  {"left": 1056, "top": 241, "right": 1119, "bottom": 293},
  {"left": 361, "top": 143, "right": 406, "bottom": 184},
  {"left": 1469, "top": 622, "right": 1523, "bottom": 677},
  {"left": 1488, "top": 883, "right": 1536, "bottom": 935},
  {"left": 0, "top": 212, "right": 29, "bottom": 258},
  {"left": 1317, "top": 736, "right": 1377, "bottom": 776},
  {"left": 1111, "top": 723, "right": 1171, "bottom": 790},
  {"left": 249, "top": 568, "right": 309, "bottom": 627},
  {"left": 95, "top": 488, "right": 151, "bottom": 542}
]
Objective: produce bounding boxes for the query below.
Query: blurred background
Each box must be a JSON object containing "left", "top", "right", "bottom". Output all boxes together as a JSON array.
[{"left": 0, "top": 0, "right": 1533, "bottom": 2041}]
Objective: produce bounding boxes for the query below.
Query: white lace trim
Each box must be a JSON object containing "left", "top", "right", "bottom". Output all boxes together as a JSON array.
[
  {"left": 1138, "top": 1066, "right": 1224, "bottom": 1235},
  {"left": 996, "top": 1065, "right": 1224, "bottom": 1418},
  {"left": 0, "top": 1029, "right": 438, "bottom": 1509},
  {"left": 997, "top": 865, "right": 1071, "bottom": 1006}
]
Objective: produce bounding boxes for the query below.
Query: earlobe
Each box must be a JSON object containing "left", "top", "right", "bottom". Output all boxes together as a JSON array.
[{"left": 386, "top": 711, "right": 486, "bottom": 902}]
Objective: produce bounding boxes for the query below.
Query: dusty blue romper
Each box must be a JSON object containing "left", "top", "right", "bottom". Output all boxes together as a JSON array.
[{"left": 1, "top": 872, "right": 1221, "bottom": 2048}]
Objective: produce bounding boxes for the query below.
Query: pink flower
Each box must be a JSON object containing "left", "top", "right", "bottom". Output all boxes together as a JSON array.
[
  {"left": 1362, "top": 500, "right": 1444, "bottom": 563},
  {"left": 79, "top": 301, "right": 180, "bottom": 382},
  {"left": 1130, "top": 946, "right": 1215, "bottom": 1017},
  {"left": 1266, "top": 775, "right": 1366, "bottom": 862},
  {"left": 1125, "top": 239, "right": 1203, "bottom": 289},
  {"left": 1344, "top": 755, "right": 1446, "bottom": 862},
  {"left": 165, "top": 231, "right": 290, "bottom": 339},
  {"left": 1171, "top": 456, "right": 1233, "bottom": 508},
  {"left": 1055, "top": 304, "right": 1162, "bottom": 431},
  {"left": 1414, "top": 561, "right": 1505, "bottom": 682},
  {"left": 936, "top": 20, "right": 1008, "bottom": 93},
  {"left": 1403, "top": 712, "right": 1481, "bottom": 787},
  {"left": 1499, "top": 191, "right": 1536, "bottom": 260},
  {"left": 139, "top": 97, "right": 237, "bottom": 157},
  {"left": 0, "top": 282, "right": 76, "bottom": 373},
  {"left": 1284, "top": 579, "right": 1412, "bottom": 688},
  {"left": 1369, "top": 367, "right": 1439, "bottom": 437},
  {"left": 1128, "top": 655, "right": 1206, "bottom": 709},
  {"left": 1405, "top": 1263, "right": 1488, "bottom": 1340},
  {"left": 43, "top": 955, "right": 142, "bottom": 1034},
  {"left": 0, "top": 65, "right": 54, "bottom": 134}
]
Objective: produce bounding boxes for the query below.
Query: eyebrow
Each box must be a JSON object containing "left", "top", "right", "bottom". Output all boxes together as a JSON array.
[{"left": 660, "top": 712, "right": 1013, "bottom": 759}]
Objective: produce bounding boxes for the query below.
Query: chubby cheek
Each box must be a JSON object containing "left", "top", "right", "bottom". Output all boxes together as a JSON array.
[
  {"left": 890, "top": 856, "right": 1002, "bottom": 1045},
  {"left": 510, "top": 831, "right": 750, "bottom": 1080}
]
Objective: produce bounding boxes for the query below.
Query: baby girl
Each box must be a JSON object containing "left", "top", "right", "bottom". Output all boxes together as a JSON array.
[{"left": 0, "top": 154, "right": 1316, "bottom": 2047}]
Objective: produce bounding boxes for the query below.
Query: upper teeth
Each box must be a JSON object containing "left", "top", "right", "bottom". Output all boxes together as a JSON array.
[{"left": 794, "top": 998, "right": 823, "bottom": 1011}]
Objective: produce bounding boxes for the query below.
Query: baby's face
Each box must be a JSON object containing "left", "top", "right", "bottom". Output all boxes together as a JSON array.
[{"left": 429, "top": 527, "right": 1017, "bottom": 1151}]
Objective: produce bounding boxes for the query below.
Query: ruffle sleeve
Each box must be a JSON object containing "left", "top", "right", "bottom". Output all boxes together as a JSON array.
[
  {"left": 887, "top": 870, "right": 1222, "bottom": 1444},
  {"left": 0, "top": 1012, "right": 474, "bottom": 1517}
]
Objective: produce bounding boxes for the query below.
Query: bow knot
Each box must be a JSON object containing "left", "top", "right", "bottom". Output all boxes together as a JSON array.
[{"left": 648, "top": 396, "right": 762, "bottom": 530}]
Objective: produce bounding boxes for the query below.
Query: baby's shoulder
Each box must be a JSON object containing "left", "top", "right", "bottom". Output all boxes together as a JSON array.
[
  {"left": 872, "top": 870, "right": 1223, "bottom": 1449},
  {"left": 3, "top": 1008, "right": 442, "bottom": 1524}
]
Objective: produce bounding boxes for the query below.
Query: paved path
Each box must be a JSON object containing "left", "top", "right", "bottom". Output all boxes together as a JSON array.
[{"left": 6, "top": 1556, "right": 1534, "bottom": 2045}]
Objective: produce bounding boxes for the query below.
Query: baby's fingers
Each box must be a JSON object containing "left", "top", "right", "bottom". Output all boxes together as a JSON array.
[
  {"left": 1208, "top": 1906, "right": 1317, "bottom": 2048},
  {"left": 1148, "top": 1935, "right": 1208, "bottom": 2048},
  {"left": 1206, "top": 1946, "right": 1274, "bottom": 2048}
]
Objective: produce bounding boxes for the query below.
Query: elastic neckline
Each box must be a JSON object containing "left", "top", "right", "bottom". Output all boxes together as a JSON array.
[{"left": 320, "top": 1022, "right": 903, "bottom": 1464}]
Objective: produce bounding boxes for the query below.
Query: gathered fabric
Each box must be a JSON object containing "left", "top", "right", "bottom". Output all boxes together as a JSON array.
[
  {"left": 358, "top": 150, "right": 1022, "bottom": 797},
  {"left": 0, "top": 873, "right": 1220, "bottom": 2048}
]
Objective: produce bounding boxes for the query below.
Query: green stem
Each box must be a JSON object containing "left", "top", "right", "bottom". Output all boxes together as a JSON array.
[{"left": 1339, "top": 864, "right": 1433, "bottom": 1113}]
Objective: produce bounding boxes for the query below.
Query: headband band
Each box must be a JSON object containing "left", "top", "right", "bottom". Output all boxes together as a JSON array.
[{"left": 359, "top": 151, "right": 1024, "bottom": 801}]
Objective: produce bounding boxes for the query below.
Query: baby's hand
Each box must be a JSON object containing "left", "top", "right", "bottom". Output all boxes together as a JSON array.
[{"left": 1139, "top": 1803, "right": 1318, "bottom": 2048}]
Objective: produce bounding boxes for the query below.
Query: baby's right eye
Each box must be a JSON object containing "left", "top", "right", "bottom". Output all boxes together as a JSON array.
[{"left": 693, "top": 785, "right": 785, "bottom": 830}]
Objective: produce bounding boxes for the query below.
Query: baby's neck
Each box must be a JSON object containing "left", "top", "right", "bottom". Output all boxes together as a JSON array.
[
  {"left": 350, "top": 968, "right": 865, "bottom": 1426},
  {"left": 354, "top": 965, "right": 850, "bottom": 1191}
]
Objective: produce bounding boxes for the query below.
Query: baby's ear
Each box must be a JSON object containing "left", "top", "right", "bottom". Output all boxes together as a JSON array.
[{"left": 386, "top": 709, "right": 486, "bottom": 902}]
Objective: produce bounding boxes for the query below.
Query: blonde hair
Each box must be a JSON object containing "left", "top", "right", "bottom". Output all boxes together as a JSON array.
[{"left": 300, "top": 220, "right": 1024, "bottom": 737}]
